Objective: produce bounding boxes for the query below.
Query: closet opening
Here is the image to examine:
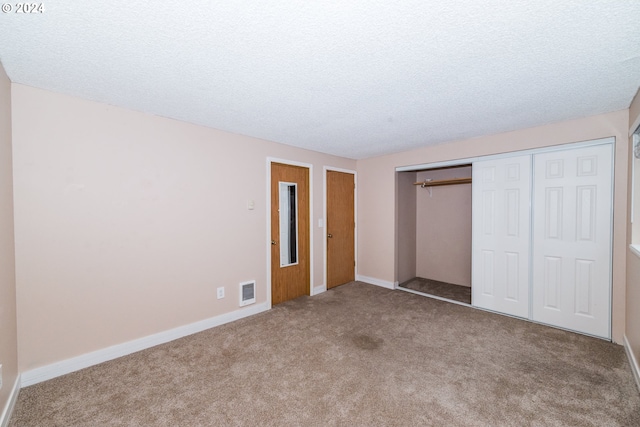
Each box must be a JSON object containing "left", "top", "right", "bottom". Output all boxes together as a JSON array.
[{"left": 396, "top": 164, "right": 472, "bottom": 305}]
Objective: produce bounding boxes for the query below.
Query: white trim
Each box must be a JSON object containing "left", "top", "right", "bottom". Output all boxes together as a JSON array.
[
  {"left": 323, "top": 166, "right": 358, "bottom": 290},
  {"left": 633, "top": 148, "right": 636, "bottom": 225},
  {"left": 624, "top": 335, "right": 640, "bottom": 393},
  {"left": 267, "top": 158, "right": 314, "bottom": 303},
  {"left": 21, "top": 302, "right": 269, "bottom": 387},
  {"left": 313, "top": 284, "right": 327, "bottom": 295},
  {"left": 397, "top": 285, "right": 471, "bottom": 308},
  {"left": 322, "top": 167, "right": 327, "bottom": 294},
  {"left": 396, "top": 157, "right": 474, "bottom": 172},
  {"left": 395, "top": 137, "right": 615, "bottom": 172},
  {"left": 356, "top": 275, "right": 395, "bottom": 289},
  {"left": 0, "top": 375, "right": 20, "bottom": 427},
  {"left": 323, "top": 166, "right": 358, "bottom": 174},
  {"left": 630, "top": 244, "right": 640, "bottom": 259},
  {"left": 266, "top": 159, "right": 272, "bottom": 307},
  {"left": 608, "top": 141, "right": 615, "bottom": 341}
]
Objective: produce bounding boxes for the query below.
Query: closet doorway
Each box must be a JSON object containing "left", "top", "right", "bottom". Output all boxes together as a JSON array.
[
  {"left": 397, "top": 164, "right": 473, "bottom": 305},
  {"left": 395, "top": 138, "right": 614, "bottom": 339}
]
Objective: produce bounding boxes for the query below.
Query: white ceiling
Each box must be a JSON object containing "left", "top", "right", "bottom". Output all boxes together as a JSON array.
[{"left": 1, "top": 1, "right": 639, "bottom": 159}]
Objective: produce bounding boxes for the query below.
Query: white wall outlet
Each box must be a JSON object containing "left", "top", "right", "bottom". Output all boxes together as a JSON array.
[{"left": 216, "top": 287, "right": 225, "bottom": 299}]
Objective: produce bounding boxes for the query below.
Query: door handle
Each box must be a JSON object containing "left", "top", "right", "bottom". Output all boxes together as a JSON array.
[
  {"left": 327, "top": 234, "right": 333, "bottom": 238},
  {"left": 271, "top": 240, "right": 277, "bottom": 245}
]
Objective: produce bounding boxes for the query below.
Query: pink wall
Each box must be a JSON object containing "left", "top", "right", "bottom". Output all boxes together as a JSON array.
[
  {"left": 630, "top": 89, "right": 640, "bottom": 244},
  {"left": 0, "top": 62, "right": 18, "bottom": 418},
  {"left": 7, "top": 79, "right": 637, "bottom": 385},
  {"left": 630, "top": 90, "right": 640, "bottom": 135},
  {"left": 627, "top": 87, "right": 640, "bottom": 382},
  {"left": 357, "top": 110, "right": 629, "bottom": 343},
  {"left": 395, "top": 172, "right": 416, "bottom": 284},
  {"left": 11, "top": 84, "right": 355, "bottom": 372},
  {"left": 415, "top": 167, "right": 472, "bottom": 286}
]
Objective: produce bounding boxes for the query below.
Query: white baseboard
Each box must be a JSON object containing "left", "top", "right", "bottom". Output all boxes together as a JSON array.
[
  {"left": 356, "top": 275, "right": 395, "bottom": 290},
  {"left": 313, "top": 284, "right": 327, "bottom": 295},
  {"left": 624, "top": 335, "right": 640, "bottom": 393},
  {"left": 0, "top": 375, "right": 21, "bottom": 427},
  {"left": 21, "top": 302, "right": 269, "bottom": 387}
]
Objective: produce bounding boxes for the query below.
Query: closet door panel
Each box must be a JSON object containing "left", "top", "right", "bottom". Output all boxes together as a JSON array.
[
  {"left": 472, "top": 155, "right": 531, "bottom": 318},
  {"left": 532, "top": 144, "right": 612, "bottom": 339}
]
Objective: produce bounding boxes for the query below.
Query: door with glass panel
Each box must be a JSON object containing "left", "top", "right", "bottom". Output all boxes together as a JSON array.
[{"left": 271, "top": 163, "right": 310, "bottom": 305}]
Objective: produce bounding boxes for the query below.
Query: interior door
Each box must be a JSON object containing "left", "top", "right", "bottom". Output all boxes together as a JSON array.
[
  {"left": 531, "top": 144, "right": 613, "bottom": 339},
  {"left": 271, "top": 163, "right": 310, "bottom": 305},
  {"left": 326, "top": 170, "right": 355, "bottom": 289},
  {"left": 472, "top": 155, "right": 531, "bottom": 318}
]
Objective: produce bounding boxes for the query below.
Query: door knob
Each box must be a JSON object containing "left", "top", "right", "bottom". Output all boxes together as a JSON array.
[
  {"left": 271, "top": 240, "right": 277, "bottom": 245},
  {"left": 327, "top": 234, "right": 333, "bottom": 238}
]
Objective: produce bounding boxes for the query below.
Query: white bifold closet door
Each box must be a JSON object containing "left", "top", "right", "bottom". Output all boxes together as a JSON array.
[
  {"left": 532, "top": 144, "right": 613, "bottom": 339},
  {"left": 472, "top": 155, "right": 531, "bottom": 318}
]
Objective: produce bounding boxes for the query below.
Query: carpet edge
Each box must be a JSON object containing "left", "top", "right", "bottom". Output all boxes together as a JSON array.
[
  {"left": 356, "top": 275, "right": 396, "bottom": 289},
  {"left": 20, "top": 302, "right": 269, "bottom": 387}
]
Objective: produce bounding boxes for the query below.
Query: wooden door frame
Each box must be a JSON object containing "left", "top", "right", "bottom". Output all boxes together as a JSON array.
[
  {"left": 323, "top": 166, "right": 357, "bottom": 294},
  {"left": 266, "top": 158, "right": 314, "bottom": 308}
]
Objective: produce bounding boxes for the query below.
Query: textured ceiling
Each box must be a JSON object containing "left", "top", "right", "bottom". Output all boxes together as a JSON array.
[{"left": 1, "top": 1, "right": 639, "bottom": 159}]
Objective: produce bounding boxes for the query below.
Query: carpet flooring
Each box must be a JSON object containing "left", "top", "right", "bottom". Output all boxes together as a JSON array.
[
  {"left": 9, "top": 282, "right": 640, "bottom": 426},
  {"left": 399, "top": 276, "right": 472, "bottom": 304}
]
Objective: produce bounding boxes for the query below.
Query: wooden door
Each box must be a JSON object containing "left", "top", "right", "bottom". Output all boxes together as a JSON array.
[
  {"left": 327, "top": 170, "right": 355, "bottom": 289},
  {"left": 531, "top": 144, "right": 612, "bottom": 339},
  {"left": 472, "top": 155, "right": 531, "bottom": 318},
  {"left": 271, "top": 163, "right": 310, "bottom": 305}
]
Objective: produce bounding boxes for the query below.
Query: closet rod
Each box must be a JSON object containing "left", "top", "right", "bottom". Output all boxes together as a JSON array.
[{"left": 413, "top": 177, "right": 472, "bottom": 187}]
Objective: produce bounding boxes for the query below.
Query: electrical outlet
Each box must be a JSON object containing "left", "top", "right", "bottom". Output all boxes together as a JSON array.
[{"left": 216, "top": 287, "right": 225, "bottom": 299}]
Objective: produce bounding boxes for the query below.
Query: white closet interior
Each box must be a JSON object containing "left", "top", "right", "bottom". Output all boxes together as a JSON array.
[{"left": 396, "top": 138, "right": 614, "bottom": 340}]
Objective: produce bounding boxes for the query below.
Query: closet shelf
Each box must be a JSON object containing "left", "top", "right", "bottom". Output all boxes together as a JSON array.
[{"left": 414, "top": 177, "right": 472, "bottom": 187}]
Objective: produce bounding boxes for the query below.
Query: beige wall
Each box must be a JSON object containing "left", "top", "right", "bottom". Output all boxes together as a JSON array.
[
  {"left": 11, "top": 84, "right": 356, "bottom": 372},
  {"left": 396, "top": 172, "right": 416, "bottom": 284},
  {"left": 415, "top": 167, "right": 472, "bottom": 286},
  {"left": 627, "top": 87, "right": 640, "bottom": 378},
  {"left": 0, "top": 62, "right": 18, "bottom": 415},
  {"left": 357, "top": 110, "right": 629, "bottom": 343},
  {"left": 631, "top": 89, "right": 640, "bottom": 244},
  {"left": 630, "top": 90, "right": 640, "bottom": 135}
]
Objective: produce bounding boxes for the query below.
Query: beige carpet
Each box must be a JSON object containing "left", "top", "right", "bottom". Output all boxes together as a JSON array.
[
  {"left": 9, "top": 282, "right": 640, "bottom": 426},
  {"left": 399, "top": 277, "right": 472, "bottom": 304}
]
